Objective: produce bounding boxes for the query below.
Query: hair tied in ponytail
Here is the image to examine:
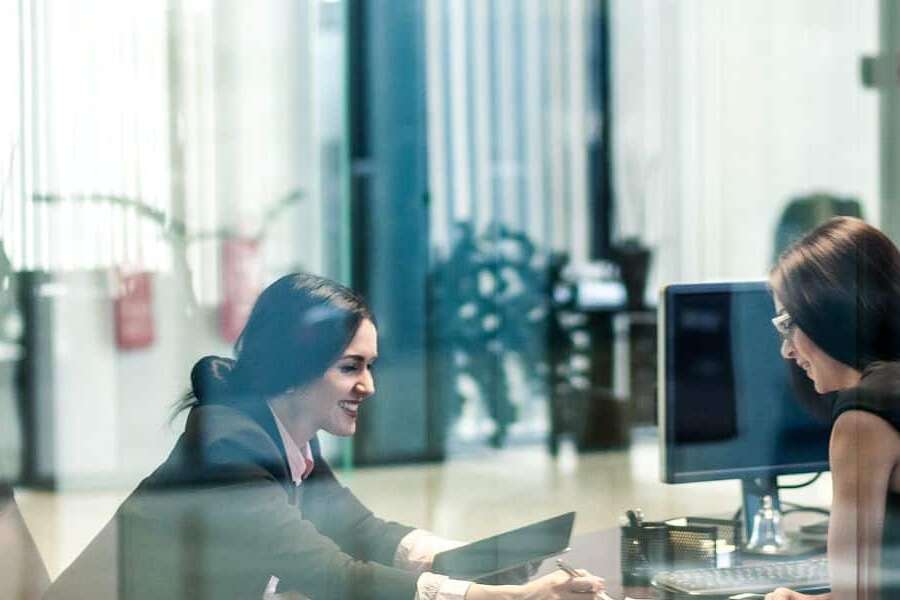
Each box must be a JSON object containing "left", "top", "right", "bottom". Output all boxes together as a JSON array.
[{"left": 190, "top": 355, "right": 236, "bottom": 402}]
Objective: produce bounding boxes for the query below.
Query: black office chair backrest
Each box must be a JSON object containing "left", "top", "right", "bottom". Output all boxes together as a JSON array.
[{"left": 0, "top": 483, "right": 51, "bottom": 600}]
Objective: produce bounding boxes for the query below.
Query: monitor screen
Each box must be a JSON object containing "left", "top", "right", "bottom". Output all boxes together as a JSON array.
[{"left": 659, "top": 281, "right": 831, "bottom": 483}]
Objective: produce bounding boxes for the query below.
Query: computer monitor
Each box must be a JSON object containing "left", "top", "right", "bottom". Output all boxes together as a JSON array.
[{"left": 659, "top": 281, "right": 831, "bottom": 539}]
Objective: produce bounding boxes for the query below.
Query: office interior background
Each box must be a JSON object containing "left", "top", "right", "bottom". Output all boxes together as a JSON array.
[{"left": 1, "top": 0, "right": 898, "bottom": 580}]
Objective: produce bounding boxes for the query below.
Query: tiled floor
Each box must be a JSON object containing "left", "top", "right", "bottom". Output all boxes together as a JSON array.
[{"left": 15, "top": 428, "right": 832, "bottom": 580}]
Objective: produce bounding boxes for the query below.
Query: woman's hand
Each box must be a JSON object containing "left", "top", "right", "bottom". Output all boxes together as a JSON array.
[
  {"left": 764, "top": 588, "right": 830, "bottom": 600},
  {"left": 518, "top": 569, "right": 605, "bottom": 600},
  {"left": 467, "top": 568, "right": 605, "bottom": 600}
]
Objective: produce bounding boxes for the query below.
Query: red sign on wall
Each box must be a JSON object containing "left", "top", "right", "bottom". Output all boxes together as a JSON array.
[
  {"left": 114, "top": 271, "right": 155, "bottom": 350},
  {"left": 220, "top": 238, "right": 262, "bottom": 343}
]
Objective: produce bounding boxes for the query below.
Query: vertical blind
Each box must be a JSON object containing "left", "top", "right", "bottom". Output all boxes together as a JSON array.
[
  {"left": 422, "top": 0, "right": 604, "bottom": 448},
  {"left": 1, "top": 0, "right": 311, "bottom": 310},
  {"left": 425, "top": 0, "right": 600, "bottom": 261},
  {"left": 3, "top": 0, "right": 172, "bottom": 272}
]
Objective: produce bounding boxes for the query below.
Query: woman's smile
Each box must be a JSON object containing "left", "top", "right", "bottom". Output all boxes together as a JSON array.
[
  {"left": 310, "top": 318, "right": 377, "bottom": 437},
  {"left": 339, "top": 399, "right": 362, "bottom": 418}
]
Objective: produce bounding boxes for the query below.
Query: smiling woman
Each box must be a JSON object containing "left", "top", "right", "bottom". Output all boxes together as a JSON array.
[
  {"left": 269, "top": 318, "right": 378, "bottom": 442},
  {"left": 44, "top": 273, "right": 605, "bottom": 600},
  {"left": 767, "top": 218, "right": 900, "bottom": 600}
]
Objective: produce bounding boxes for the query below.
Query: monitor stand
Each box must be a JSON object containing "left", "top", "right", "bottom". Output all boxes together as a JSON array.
[{"left": 741, "top": 477, "right": 826, "bottom": 558}]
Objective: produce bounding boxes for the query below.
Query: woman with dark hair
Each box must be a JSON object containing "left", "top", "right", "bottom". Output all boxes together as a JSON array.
[
  {"left": 766, "top": 218, "right": 900, "bottom": 600},
  {"left": 47, "top": 273, "right": 604, "bottom": 600}
]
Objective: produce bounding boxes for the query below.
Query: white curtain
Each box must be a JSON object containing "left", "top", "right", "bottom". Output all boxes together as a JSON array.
[
  {"left": 175, "top": 0, "right": 320, "bottom": 306},
  {"left": 2, "top": 0, "right": 172, "bottom": 272},
  {"left": 2, "top": 0, "right": 322, "bottom": 308},
  {"left": 611, "top": 0, "right": 879, "bottom": 292},
  {"left": 424, "top": 0, "right": 599, "bottom": 261}
]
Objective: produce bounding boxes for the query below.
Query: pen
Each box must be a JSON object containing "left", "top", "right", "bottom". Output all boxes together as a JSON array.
[{"left": 556, "top": 559, "right": 617, "bottom": 600}]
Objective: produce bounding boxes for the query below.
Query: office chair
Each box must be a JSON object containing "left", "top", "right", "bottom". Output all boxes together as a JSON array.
[{"left": 0, "top": 483, "right": 51, "bottom": 600}]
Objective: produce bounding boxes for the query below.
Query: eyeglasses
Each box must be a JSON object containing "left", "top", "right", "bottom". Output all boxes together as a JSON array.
[{"left": 771, "top": 311, "right": 796, "bottom": 344}]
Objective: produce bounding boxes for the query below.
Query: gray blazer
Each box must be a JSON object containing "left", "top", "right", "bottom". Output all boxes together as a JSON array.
[{"left": 46, "top": 403, "right": 417, "bottom": 600}]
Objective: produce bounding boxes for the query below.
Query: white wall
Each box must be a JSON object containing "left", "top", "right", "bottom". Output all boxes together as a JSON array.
[
  {"left": 23, "top": 270, "right": 226, "bottom": 489},
  {"left": 213, "top": 0, "right": 321, "bottom": 277},
  {"left": 611, "top": 0, "right": 880, "bottom": 293},
  {"left": 114, "top": 270, "right": 228, "bottom": 483}
]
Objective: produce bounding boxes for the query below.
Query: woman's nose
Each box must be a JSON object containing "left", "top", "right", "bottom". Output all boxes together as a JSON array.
[
  {"left": 780, "top": 337, "right": 795, "bottom": 360},
  {"left": 355, "top": 370, "right": 375, "bottom": 397}
]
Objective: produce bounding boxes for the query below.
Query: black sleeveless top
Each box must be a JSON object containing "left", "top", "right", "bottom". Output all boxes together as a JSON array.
[{"left": 832, "top": 362, "right": 900, "bottom": 599}]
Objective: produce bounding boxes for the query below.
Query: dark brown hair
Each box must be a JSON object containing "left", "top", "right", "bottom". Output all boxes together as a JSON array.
[
  {"left": 770, "top": 217, "right": 900, "bottom": 369},
  {"left": 176, "top": 273, "right": 373, "bottom": 414}
]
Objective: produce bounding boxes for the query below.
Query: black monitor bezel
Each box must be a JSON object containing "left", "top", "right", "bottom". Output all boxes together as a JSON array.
[{"left": 659, "top": 280, "right": 830, "bottom": 484}]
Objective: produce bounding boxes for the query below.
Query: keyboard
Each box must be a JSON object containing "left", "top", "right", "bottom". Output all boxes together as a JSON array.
[{"left": 651, "top": 557, "right": 829, "bottom": 597}]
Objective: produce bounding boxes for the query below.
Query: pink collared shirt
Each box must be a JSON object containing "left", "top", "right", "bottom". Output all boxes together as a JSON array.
[
  {"left": 271, "top": 410, "right": 315, "bottom": 485},
  {"left": 265, "top": 407, "right": 470, "bottom": 600}
]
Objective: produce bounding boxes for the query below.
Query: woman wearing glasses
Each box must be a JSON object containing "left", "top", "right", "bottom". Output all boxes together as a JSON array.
[{"left": 766, "top": 217, "right": 900, "bottom": 600}]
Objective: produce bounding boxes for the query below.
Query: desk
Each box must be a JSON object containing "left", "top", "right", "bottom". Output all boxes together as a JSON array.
[
  {"left": 540, "top": 526, "right": 828, "bottom": 599},
  {"left": 537, "top": 528, "right": 655, "bottom": 599}
]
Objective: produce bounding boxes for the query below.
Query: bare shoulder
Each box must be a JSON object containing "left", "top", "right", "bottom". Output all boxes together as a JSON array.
[
  {"left": 832, "top": 409, "right": 900, "bottom": 446},
  {"left": 831, "top": 410, "right": 900, "bottom": 491}
]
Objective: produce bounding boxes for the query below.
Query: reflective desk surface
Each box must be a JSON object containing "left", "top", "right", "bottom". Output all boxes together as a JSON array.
[
  {"left": 537, "top": 529, "right": 656, "bottom": 600},
  {"left": 541, "top": 526, "right": 829, "bottom": 600}
]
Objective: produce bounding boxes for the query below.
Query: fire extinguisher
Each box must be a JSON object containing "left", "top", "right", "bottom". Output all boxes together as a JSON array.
[
  {"left": 114, "top": 270, "right": 155, "bottom": 350},
  {"left": 220, "top": 238, "right": 262, "bottom": 343}
]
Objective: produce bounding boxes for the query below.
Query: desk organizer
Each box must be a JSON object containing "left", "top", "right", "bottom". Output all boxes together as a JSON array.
[
  {"left": 620, "top": 517, "right": 742, "bottom": 585},
  {"left": 620, "top": 522, "right": 670, "bottom": 586}
]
